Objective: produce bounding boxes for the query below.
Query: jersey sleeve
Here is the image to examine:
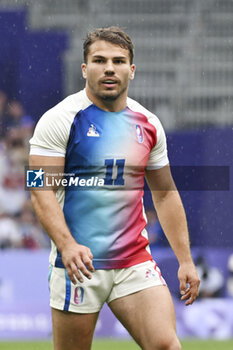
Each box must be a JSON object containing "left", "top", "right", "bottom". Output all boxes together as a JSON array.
[
  {"left": 146, "top": 117, "right": 169, "bottom": 170},
  {"left": 29, "top": 107, "right": 69, "bottom": 157}
]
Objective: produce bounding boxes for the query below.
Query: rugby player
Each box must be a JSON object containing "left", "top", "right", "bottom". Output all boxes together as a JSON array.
[{"left": 29, "top": 27, "right": 200, "bottom": 350}]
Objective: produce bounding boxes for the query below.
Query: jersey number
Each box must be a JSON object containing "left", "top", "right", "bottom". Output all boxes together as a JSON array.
[{"left": 104, "top": 158, "right": 125, "bottom": 186}]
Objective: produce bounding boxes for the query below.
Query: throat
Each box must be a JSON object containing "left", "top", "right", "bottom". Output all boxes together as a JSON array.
[{"left": 85, "top": 86, "right": 127, "bottom": 112}]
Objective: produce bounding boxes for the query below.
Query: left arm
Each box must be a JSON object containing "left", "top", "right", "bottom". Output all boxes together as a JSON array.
[{"left": 145, "top": 165, "right": 200, "bottom": 305}]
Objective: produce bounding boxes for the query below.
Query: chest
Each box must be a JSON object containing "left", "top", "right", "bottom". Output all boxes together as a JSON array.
[{"left": 66, "top": 107, "right": 156, "bottom": 168}]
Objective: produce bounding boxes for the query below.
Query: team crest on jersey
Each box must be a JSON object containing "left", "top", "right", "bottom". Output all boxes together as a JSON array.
[
  {"left": 87, "top": 124, "right": 100, "bottom": 137},
  {"left": 136, "top": 124, "right": 144, "bottom": 143}
]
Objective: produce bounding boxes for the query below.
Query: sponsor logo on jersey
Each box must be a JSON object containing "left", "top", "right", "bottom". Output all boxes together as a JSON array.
[
  {"left": 136, "top": 124, "right": 143, "bottom": 143},
  {"left": 87, "top": 124, "right": 100, "bottom": 137},
  {"left": 74, "top": 286, "right": 84, "bottom": 305},
  {"left": 26, "top": 168, "right": 44, "bottom": 187}
]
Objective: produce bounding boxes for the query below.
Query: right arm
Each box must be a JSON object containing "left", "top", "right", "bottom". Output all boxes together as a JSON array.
[{"left": 29, "top": 155, "right": 94, "bottom": 283}]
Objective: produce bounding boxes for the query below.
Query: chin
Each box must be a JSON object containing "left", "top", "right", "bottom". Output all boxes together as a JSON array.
[
  {"left": 101, "top": 87, "right": 127, "bottom": 101},
  {"left": 100, "top": 91, "right": 120, "bottom": 101}
]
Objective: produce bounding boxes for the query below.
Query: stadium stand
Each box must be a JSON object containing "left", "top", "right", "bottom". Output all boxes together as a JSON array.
[{"left": 1, "top": 0, "right": 233, "bottom": 129}]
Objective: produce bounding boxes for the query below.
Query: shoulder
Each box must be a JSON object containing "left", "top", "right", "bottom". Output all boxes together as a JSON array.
[
  {"left": 127, "top": 97, "right": 168, "bottom": 167},
  {"left": 41, "top": 89, "right": 91, "bottom": 124},
  {"left": 32, "top": 89, "right": 92, "bottom": 142},
  {"left": 127, "top": 96, "right": 163, "bottom": 131},
  {"left": 30, "top": 90, "right": 92, "bottom": 154}
]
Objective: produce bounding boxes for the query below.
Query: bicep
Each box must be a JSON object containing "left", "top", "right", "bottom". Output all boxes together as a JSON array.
[
  {"left": 145, "top": 165, "right": 177, "bottom": 202},
  {"left": 29, "top": 155, "right": 65, "bottom": 194},
  {"left": 29, "top": 155, "right": 65, "bottom": 168}
]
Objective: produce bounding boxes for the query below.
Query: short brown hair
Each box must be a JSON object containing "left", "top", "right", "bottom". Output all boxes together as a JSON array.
[{"left": 83, "top": 26, "right": 134, "bottom": 64}]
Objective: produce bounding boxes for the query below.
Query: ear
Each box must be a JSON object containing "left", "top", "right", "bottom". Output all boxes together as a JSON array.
[
  {"left": 81, "top": 63, "right": 87, "bottom": 79},
  {"left": 130, "top": 64, "right": 136, "bottom": 80}
]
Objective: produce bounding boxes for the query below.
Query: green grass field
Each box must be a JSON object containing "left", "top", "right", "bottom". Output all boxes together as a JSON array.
[{"left": 1, "top": 339, "right": 233, "bottom": 350}]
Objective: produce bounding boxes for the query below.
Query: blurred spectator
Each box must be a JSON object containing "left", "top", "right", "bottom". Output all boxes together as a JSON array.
[
  {"left": 0, "top": 127, "right": 28, "bottom": 216},
  {"left": 20, "top": 114, "right": 35, "bottom": 147},
  {"left": 227, "top": 254, "right": 233, "bottom": 297},
  {"left": 0, "top": 212, "right": 22, "bottom": 249},
  {"left": 4, "top": 99, "right": 25, "bottom": 130},
  {"left": 0, "top": 137, "right": 8, "bottom": 187},
  {"left": 1, "top": 97, "right": 34, "bottom": 147},
  {"left": 146, "top": 209, "right": 168, "bottom": 246},
  {"left": 0, "top": 205, "right": 49, "bottom": 250},
  {"left": 19, "top": 200, "right": 50, "bottom": 249},
  {"left": 0, "top": 92, "right": 49, "bottom": 250},
  {"left": 0, "top": 91, "right": 8, "bottom": 139},
  {"left": 4, "top": 126, "right": 28, "bottom": 165},
  {"left": 195, "top": 255, "right": 224, "bottom": 298}
]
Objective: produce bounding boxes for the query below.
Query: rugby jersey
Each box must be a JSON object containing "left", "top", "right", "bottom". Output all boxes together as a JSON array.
[{"left": 30, "top": 89, "right": 169, "bottom": 269}]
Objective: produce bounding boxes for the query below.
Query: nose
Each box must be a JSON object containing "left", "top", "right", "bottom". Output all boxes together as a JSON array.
[{"left": 104, "top": 60, "right": 115, "bottom": 75}]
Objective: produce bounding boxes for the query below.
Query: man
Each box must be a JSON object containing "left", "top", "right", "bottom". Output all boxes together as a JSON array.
[{"left": 29, "top": 27, "right": 200, "bottom": 350}]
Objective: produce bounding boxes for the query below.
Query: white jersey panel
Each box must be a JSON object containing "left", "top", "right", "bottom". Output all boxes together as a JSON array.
[{"left": 29, "top": 90, "right": 92, "bottom": 156}]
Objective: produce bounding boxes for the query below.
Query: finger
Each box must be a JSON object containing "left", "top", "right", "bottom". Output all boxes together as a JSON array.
[
  {"left": 185, "top": 295, "right": 196, "bottom": 306},
  {"left": 181, "top": 288, "right": 191, "bottom": 300},
  {"left": 77, "top": 260, "right": 93, "bottom": 280},
  {"left": 189, "top": 281, "right": 199, "bottom": 295},
  {"left": 190, "top": 276, "right": 200, "bottom": 293},
  {"left": 190, "top": 286, "right": 199, "bottom": 300},
  {"left": 184, "top": 288, "right": 199, "bottom": 305},
  {"left": 179, "top": 278, "right": 187, "bottom": 296},
  {"left": 66, "top": 265, "right": 77, "bottom": 284},
  {"left": 87, "top": 251, "right": 95, "bottom": 271},
  {"left": 88, "top": 249, "right": 93, "bottom": 260},
  {"left": 66, "top": 266, "right": 83, "bottom": 284},
  {"left": 84, "top": 255, "right": 95, "bottom": 272},
  {"left": 79, "top": 248, "right": 94, "bottom": 272},
  {"left": 69, "top": 262, "right": 84, "bottom": 284}
]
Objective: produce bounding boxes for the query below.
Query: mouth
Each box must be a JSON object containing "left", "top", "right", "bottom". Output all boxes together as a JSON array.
[{"left": 101, "top": 79, "right": 118, "bottom": 89}]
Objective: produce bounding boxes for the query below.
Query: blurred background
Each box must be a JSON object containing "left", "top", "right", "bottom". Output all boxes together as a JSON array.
[{"left": 0, "top": 0, "right": 233, "bottom": 343}]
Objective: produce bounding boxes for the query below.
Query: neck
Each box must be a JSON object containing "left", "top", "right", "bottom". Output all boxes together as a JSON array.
[{"left": 85, "top": 86, "right": 128, "bottom": 112}]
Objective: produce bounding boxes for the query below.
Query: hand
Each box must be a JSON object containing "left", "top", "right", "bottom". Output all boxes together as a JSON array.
[
  {"left": 178, "top": 262, "right": 200, "bottom": 306},
  {"left": 61, "top": 241, "right": 95, "bottom": 284}
]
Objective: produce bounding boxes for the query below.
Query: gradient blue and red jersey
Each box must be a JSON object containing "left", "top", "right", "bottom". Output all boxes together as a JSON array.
[{"left": 30, "top": 89, "right": 169, "bottom": 269}]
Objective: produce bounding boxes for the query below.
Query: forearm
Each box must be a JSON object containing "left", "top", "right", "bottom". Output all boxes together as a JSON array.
[
  {"left": 31, "top": 190, "right": 76, "bottom": 252},
  {"left": 29, "top": 155, "right": 94, "bottom": 283},
  {"left": 146, "top": 166, "right": 200, "bottom": 303},
  {"left": 152, "top": 190, "right": 193, "bottom": 265}
]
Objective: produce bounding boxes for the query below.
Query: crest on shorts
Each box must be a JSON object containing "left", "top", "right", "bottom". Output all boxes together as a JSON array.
[
  {"left": 145, "top": 268, "right": 156, "bottom": 279},
  {"left": 74, "top": 287, "right": 84, "bottom": 304},
  {"left": 136, "top": 124, "right": 144, "bottom": 143}
]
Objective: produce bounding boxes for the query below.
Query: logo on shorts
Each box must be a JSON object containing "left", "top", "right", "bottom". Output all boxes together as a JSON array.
[
  {"left": 74, "top": 287, "right": 84, "bottom": 305},
  {"left": 26, "top": 168, "right": 45, "bottom": 187},
  {"left": 145, "top": 268, "right": 156, "bottom": 279}
]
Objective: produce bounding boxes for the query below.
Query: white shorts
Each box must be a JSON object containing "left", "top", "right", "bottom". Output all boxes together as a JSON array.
[{"left": 49, "top": 260, "right": 166, "bottom": 313}]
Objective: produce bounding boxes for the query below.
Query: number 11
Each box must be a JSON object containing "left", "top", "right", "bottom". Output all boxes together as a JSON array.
[{"left": 104, "top": 158, "right": 125, "bottom": 186}]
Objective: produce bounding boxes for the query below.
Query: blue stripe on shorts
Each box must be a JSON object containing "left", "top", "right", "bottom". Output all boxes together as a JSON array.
[
  {"left": 48, "top": 264, "right": 53, "bottom": 283},
  {"left": 64, "top": 270, "right": 71, "bottom": 311}
]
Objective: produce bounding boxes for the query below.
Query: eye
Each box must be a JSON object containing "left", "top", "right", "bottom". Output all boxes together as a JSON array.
[
  {"left": 114, "top": 59, "right": 124, "bottom": 64},
  {"left": 94, "top": 58, "right": 104, "bottom": 63}
]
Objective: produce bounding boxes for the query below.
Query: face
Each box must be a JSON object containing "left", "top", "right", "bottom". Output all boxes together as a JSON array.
[{"left": 82, "top": 40, "right": 135, "bottom": 110}]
